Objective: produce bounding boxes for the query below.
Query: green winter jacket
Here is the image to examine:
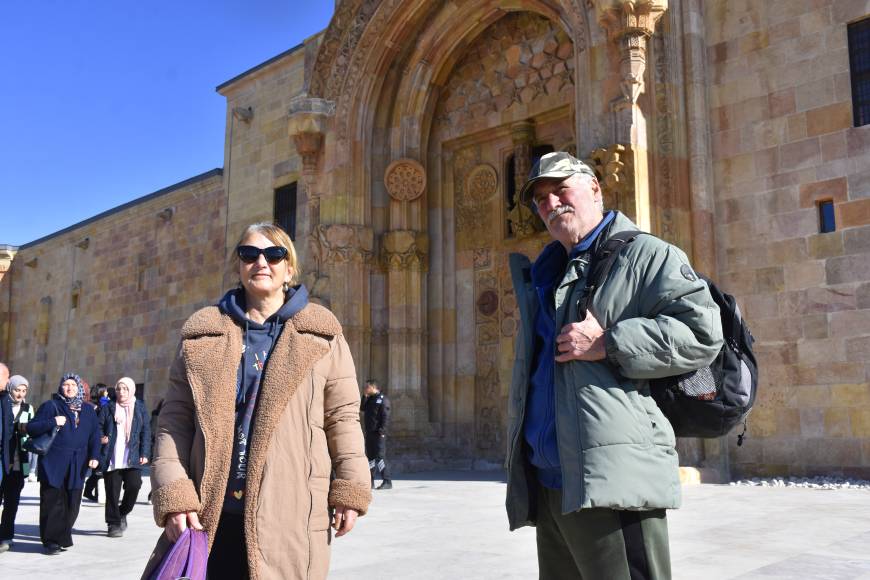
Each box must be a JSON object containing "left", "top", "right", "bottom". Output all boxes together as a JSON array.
[{"left": 505, "top": 212, "right": 723, "bottom": 530}]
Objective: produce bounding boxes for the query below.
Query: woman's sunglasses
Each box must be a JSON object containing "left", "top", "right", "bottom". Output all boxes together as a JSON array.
[{"left": 237, "top": 245, "right": 288, "bottom": 264}]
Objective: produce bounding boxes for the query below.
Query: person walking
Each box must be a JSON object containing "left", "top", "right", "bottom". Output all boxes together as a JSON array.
[
  {"left": 27, "top": 373, "right": 101, "bottom": 555},
  {"left": 0, "top": 363, "right": 10, "bottom": 490},
  {"left": 99, "top": 377, "right": 150, "bottom": 538},
  {"left": 0, "top": 375, "right": 34, "bottom": 552},
  {"left": 361, "top": 380, "right": 392, "bottom": 490},
  {"left": 144, "top": 223, "right": 371, "bottom": 580},
  {"left": 505, "top": 152, "right": 723, "bottom": 579},
  {"left": 83, "top": 384, "right": 110, "bottom": 502}
]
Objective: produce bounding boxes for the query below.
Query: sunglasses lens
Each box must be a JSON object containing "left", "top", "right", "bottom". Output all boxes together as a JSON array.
[
  {"left": 263, "top": 247, "right": 288, "bottom": 264},
  {"left": 237, "top": 246, "right": 260, "bottom": 263}
]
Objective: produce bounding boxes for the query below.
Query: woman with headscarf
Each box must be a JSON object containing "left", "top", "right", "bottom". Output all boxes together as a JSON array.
[
  {"left": 0, "top": 375, "right": 34, "bottom": 552},
  {"left": 144, "top": 223, "right": 371, "bottom": 580},
  {"left": 27, "top": 373, "right": 101, "bottom": 555},
  {"left": 98, "top": 377, "right": 150, "bottom": 538}
]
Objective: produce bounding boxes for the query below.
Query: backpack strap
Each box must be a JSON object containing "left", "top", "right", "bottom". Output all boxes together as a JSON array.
[{"left": 578, "top": 230, "right": 647, "bottom": 318}]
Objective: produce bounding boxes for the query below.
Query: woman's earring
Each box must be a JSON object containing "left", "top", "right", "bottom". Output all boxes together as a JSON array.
[{"left": 283, "top": 282, "right": 290, "bottom": 292}]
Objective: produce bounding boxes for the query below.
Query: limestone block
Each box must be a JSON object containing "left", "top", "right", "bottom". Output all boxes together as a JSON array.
[
  {"left": 784, "top": 260, "right": 826, "bottom": 290},
  {"left": 800, "top": 407, "right": 825, "bottom": 437},
  {"left": 806, "top": 102, "right": 853, "bottom": 137},
  {"left": 846, "top": 336, "right": 870, "bottom": 362},
  {"left": 799, "top": 176, "right": 847, "bottom": 208},
  {"left": 826, "top": 254, "right": 870, "bottom": 285},
  {"left": 830, "top": 309, "right": 870, "bottom": 339},
  {"left": 838, "top": 199, "right": 870, "bottom": 229},
  {"left": 820, "top": 132, "right": 848, "bottom": 162},
  {"left": 794, "top": 77, "right": 835, "bottom": 112},
  {"left": 756, "top": 266, "right": 785, "bottom": 293},
  {"left": 786, "top": 113, "right": 807, "bottom": 143},
  {"left": 807, "top": 232, "right": 843, "bottom": 259},
  {"left": 855, "top": 411, "right": 870, "bottom": 439},
  {"left": 780, "top": 137, "right": 820, "bottom": 171},
  {"left": 796, "top": 337, "right": 846, "bottom": 365}
]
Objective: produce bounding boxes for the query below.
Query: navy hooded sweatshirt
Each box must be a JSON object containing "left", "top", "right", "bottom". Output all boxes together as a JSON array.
[
  {"left": 524, "top": 211, "right": 615, "bottom": 489},
  {"left": 218, "top": 285, "right": 309, "bottom": 513}
]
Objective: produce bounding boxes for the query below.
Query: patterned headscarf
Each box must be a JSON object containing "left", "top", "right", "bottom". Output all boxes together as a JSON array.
[{"left": 57, "top": 373, "right": 85, "bottom": 411}]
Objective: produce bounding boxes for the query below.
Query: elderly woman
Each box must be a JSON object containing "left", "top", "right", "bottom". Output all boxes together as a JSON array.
[
  {"left": 27, "top": 373, "right": 100, "bottom": 555},
  {"left": 144, "top": 223, "right": 371, "bottom": 580},
  {"left": 99, "top": 377, "right": 150, "bottom": 538},
  {"left": 0, "top": 375, "right": 35, "bottom": 552}
]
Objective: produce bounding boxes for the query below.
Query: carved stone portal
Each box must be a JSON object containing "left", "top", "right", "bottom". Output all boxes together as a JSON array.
[{"left": 588, "top": 144, "right": 636, "bottom": 221}]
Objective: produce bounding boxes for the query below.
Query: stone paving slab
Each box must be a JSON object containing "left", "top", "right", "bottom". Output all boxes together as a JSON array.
[{"left": 1, "top": 473, "right": 869, "bottom": 579}]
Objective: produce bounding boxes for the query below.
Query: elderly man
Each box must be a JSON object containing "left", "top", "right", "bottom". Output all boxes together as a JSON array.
[{"left": 505, "top": 152, "right": 723, "bottom": 579}]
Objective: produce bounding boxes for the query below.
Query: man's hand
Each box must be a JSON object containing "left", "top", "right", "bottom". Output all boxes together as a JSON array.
[
  {"left": 140, "top": 457, "right": 149, "bottom": 465},
  {"left": 87, "top": 459, "right": 99, "bottom": 469},
  {"left": 332, "top": 506, "right": 359, "bottom": 537},
  {"left": 100, "top": 435, "right": 109, "bottom": 444},
  {"left": 555, "top": 310, "right": 606, "bottom": 362}
]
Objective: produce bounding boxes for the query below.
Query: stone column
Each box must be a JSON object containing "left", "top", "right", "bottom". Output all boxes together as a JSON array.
[
  {"left": 288, "top": 95, "right": 334, "bottom": 287},
  {"left": 383, "top": 159, "right": 430, "bottom": 437},
  {"left": 594, "top": 0, "right": 668, "bottom": 232},
  {"left": 382, "top": 229, "right": 429, "bottom": 436}
]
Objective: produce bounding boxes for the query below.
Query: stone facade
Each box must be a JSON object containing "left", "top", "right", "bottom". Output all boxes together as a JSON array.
[
  {"left": 0, "top": 171, "right": 224, "bottom": 403},
  {"left": 1, "top": 0, "right": 869, "bottom": 479},
  {"left": 705, "top": 0, "right": 870, "bottom": 478}
]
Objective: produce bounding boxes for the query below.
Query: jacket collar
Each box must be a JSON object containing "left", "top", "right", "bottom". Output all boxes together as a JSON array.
[{"left": 181, "top": 302, "right": 341, "bottom": 340}]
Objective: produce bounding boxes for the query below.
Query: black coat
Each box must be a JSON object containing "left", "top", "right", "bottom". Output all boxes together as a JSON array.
[
  {"left": 27, "top": 396, "right": 101, "bottom": 489},
  {"left": 98, "top": 399, "right": 151, "bottom": 472},
  {"left": 361, "top": 392, "right": 391, "bottom": 435},
  {"left": 0, "top": 392, "right": 12, "bottom": 478}
]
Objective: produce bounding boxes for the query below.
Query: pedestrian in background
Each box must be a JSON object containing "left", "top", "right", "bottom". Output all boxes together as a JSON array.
[
  {"left": 83, "top": 383, "right": 111, "bottom": 502},
  {"left": 99, "top": 377, "right": 150, "bottom": 537},
  {"left": 0, "top": 375, "right": 34, "bottom": 552},
  {"left": 28, "top": 373, "right": 101, "bottom": 555},
  {"left": 361, "top": 379, "right": 392, "bottom": 490}
]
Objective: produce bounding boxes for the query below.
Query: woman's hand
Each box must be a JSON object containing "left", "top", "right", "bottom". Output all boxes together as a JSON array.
[
  {"left": 54, "top": 415, "right": 67, "bottom": 427},
  {"left": 100, "top": 435, "right": 109, "bottom": 444},
  {"left": 332, "top": 506, "right": 359, "bottom": 537},
  {"left": 139, "top": 457, "right": 149, "bottom": 465},
  {"left": 165, "top": 511, "right": 203, "bottom": 543},
  {"left": 88, "top": 459, "right": 99, "bottom": 469}
]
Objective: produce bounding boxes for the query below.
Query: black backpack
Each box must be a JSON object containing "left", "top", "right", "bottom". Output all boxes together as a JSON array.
[{"left": 580, "top": 230, "right": 758, "bottom": 443}]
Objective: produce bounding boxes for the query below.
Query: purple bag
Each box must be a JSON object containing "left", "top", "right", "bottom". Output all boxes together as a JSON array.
[{"left": 150, "top": 528, "right": 208, "bottom": 580}]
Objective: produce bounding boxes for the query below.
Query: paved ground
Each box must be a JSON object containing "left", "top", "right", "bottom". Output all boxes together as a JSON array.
[{"left": 2, "top": 472, "right": 869, "bottom": 579}]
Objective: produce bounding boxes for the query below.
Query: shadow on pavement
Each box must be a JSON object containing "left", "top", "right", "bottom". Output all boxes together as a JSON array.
[{"left": 394, "top": 470, "right": 507, "bottom": 483}]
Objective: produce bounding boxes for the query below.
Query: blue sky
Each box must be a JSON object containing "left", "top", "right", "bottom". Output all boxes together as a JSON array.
[{"left": 0, "top": 1, "right": 334, "bottom": 246}]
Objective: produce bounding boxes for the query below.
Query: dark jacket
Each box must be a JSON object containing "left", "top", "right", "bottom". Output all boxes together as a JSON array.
[
  {"left": 98, "top": 399, "right": 151, "bottom": 472},
  {"left": 361, "top": 392, "right": 390, "bottom": 435},
  {"left": 1, "top": 391, "right": 12, "bottom": 478},
  {"left": 27, "top": 396, "right": 101, "bottom": 490}
]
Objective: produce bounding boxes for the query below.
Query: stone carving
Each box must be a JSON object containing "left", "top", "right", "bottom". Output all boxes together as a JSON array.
[
  {"left": 433, "top": 13, "right": 575, "bottom": 132},
  {"left": 589, "top": 144, "right": 635, "bottom": 218},
  {"left": 595, "top": 0, "right": 669, "bottom": 105},
  {"left": 476, "top": 290, "right": 499, "bottom": 318},
  {"left": 473, "top": 248, "right": 491, "bottom": 270},
  {"left": 309, "top": 224, "right": 374, "bottom": 266},
  {"left": 385, "top": 159, "right": 426, "bottom": 202},
  {"left": 381, "top": 230, "right": 428, "bottom": 271},
  {"left": 465, "top": 164, "right": 498, "bottom": 204},
  {"left": 500, "top": 317, "right": 517, "bottom": 337},
  {"left": 288, "top": 95, "right": 335, "bottom": 190}
]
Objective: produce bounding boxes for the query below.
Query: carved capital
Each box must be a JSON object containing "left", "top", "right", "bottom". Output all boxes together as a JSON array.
[
  {"left": 588, "top": 144, "right": 636, "bottom": 220},
  {"left": 381, "top": 230, "right": 428, "bottom": 272},
  {"left": 385, "top": 159, "right": 426, "bottom": 203},
  {"left": 595, "top": 0, "right": 668, "bottom": 104},
  {"left": 309, "top": 223, "right": 374, "bottom": 266},
  {"left": 288, "top": 95, "right": 335, "bottom": 180}
]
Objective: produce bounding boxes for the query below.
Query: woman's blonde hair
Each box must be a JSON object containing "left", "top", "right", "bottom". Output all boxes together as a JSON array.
[{"left": 236, "top": 222, "right": 300, "bottom": 285}]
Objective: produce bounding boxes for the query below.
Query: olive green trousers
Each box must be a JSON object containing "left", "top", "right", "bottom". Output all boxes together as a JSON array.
[{"left": 535, "top": 486, "right": 672, "bottom": 580}]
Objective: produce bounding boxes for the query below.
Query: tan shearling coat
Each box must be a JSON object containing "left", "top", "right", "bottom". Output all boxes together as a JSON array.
[{"left": 142, "top": 302, "right": 371, "bottom": 580}]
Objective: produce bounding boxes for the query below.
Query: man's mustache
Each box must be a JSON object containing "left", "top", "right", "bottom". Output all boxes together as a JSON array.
[{"left": 548, "top": 205, "right": 574, "bottom": 223}]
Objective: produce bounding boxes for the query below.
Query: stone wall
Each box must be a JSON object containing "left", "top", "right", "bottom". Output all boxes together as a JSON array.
[
  {"left": 0, "top": 171, "right": 225, "bottom": 407},
  {"left": 706, "top": 0, "right": 870, "bottom": 477}
]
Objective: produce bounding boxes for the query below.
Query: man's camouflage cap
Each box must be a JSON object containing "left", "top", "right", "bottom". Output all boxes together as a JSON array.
[{"left": 519, "top": 151, "right": 597, "bottom": 206}]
